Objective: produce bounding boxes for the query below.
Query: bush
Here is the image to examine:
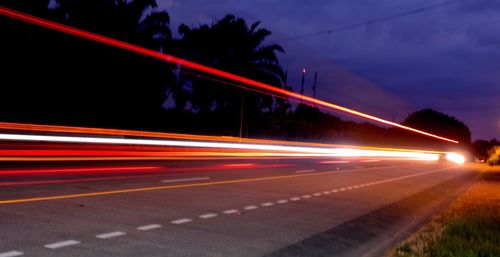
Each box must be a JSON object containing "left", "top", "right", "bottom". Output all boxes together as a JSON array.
[{"left": 487, "top": 146, "right": 500, "bottom": 166}]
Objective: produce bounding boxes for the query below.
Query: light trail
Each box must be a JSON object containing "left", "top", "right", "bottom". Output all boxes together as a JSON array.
[
  {"left": 445, "top": 152, "right": 465, "bottom": 164},
  {"left": 0, "top": 132, "right": 441, "bottom": 161},
  {"left": 0, "top": 7, "right": 458, "bottom": 144},
  {"left": 0, "top": 166, "right": 161, "bottom": 175},
  {"left": 0, "top": 122, "right": 445, "bottom": 154}
]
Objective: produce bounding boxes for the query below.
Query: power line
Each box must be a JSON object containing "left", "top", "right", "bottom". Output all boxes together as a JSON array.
[{"left": 280, "top": 0, "right": 463, "bottom": 42}]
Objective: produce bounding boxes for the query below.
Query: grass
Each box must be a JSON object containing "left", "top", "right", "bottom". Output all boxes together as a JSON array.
[{"left": 387, "top": 164, "right": 500, "bottom": 257}]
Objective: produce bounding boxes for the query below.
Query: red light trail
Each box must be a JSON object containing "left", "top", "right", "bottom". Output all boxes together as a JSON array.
[
  {"left": 0, "top": 166, "right": 161, "bottom": 175},
  {"left": 0, "top": 7, "right": 458, "bottom": 144}
]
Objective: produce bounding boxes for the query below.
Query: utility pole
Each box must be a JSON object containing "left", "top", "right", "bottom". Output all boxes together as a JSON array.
[
  {"left": 312, "top": 71, "right": 318, "bottom": 107},
  {"left": 300, "top": 68, "right": 306, "bottom": 103}
]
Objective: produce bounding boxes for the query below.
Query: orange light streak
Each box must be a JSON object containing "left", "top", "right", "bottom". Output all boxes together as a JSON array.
[
  {"left": 0, "top": 7, "right": 458, "bottom": 144},
  {"left": 223, "top": 163, "right": 256, "bottom": 168}
]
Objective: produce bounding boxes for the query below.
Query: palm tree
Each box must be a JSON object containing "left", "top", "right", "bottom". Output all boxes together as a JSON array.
[
  {"left": 48, "top": 0, "right": 174, "bottom": 129},
  {"left": 175, "top": 15, "right": 288, "bottom": 135},
  {"left": 54, "top": 0, "right": 171, "bottom": 50}
]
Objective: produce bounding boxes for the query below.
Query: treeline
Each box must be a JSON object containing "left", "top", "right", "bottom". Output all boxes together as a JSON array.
[{"left": 0, "top": 0, "right": 469, "bottom": 150}]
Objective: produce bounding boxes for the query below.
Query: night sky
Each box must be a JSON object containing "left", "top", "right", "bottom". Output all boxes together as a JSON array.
[{"left": 158, "top": 0, "right": 499, "bottom": 140}]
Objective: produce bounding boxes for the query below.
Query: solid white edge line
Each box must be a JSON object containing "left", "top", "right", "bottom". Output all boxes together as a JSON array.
[
  {"left": 44, "top": 240, "right": 80, "bottom": 249},
  {"left": 0, "top": 251, "right": 24, "bottom": 257},
  {"left": 137, "top": 224, "right": 162, "bottom": 231}
]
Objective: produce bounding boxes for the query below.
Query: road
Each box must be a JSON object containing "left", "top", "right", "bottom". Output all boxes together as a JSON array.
[{"left": 0, "top": 158, "right": 474, "bottom": 257}]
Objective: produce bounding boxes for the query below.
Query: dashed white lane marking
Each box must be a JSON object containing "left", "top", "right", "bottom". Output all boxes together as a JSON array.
[
  {"left": 44, "top": 240, "right": 80, "bottom": 249},
  {"left": 199, "top": 213, "right": 218, "bottom": 219},
  {"left": 223, "top": 209, "right": 239, "bottom": 214},
  {"left": 332, "top": 189, "right": 339, "bottom": 193},
  {"left": 0, "top": 251, "right": 24, "bottom": 257},
  {"left": 162, "top": 177, "right": 210, "bottom": 183},
  {"left": 302, "top": 195, "right": 312, "bottom": 199},
  {"left": 294, "top": 169, "right": 315, "bottom": 174},
  {"left": 347, "top": 186, "right": 353, "bottom": 190},
  {"left": 171, "top": 218, "right": 192, "bottom": 224},
  {"left": 96, "top": 231, "right": 126, "bottom": 239},
  {"left": 261, "top": 202, "right": 274, "bottom": 207},
  {"left": 276, "top": 199, "right": 288, "bottom": 204},
  {"left": 137, "top": 224, "right": 162, "bottom": 231},
  {"left": 290, "top": 197, "right": 301, "bottom": 201},
  {"left": 313, "top": 193, "right": 322, "bottom": 197},
  {"left": 244, "top": 205, "right": 258, "bottom": 210},
  {"left": 339, "top": 188, "right": 346, "bottom": 191},
  {"left": 323, "top": 191, "right": 331, "bottom": 194},
  {"left": 353, "top": 185, "right": 359, "bottom": 189}
]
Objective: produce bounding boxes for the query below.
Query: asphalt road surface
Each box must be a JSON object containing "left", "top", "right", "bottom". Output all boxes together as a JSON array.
[{"left": 0, "top": 159, "right": 475, "bottom": 257}]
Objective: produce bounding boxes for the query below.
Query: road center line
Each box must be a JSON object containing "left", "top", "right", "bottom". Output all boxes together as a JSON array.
[
  {"left": 137, "top": 224, "right": 162, "bottom": 231},
  {"left": 0, "top": 165, "right": 453, "bottom": 205},
  {"left": 162, "top": 177, "right": 210, "bottom": 183},
  {"left": 44, "top": 240, "right": 80, "bottom": 249},
  {"left": 96, "top": 231, "right": 126, "bottom": 239},
  {"left": 0, "top": 251, "right": 23, "bottom": 257}
]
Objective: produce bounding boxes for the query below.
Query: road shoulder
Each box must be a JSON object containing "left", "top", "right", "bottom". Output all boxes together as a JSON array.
[
  {"left": 386, "top": 164, "right": 500, "bottom": 257},
  {"left": 264, "top": 170, "right": 476, "bottom": 257}
]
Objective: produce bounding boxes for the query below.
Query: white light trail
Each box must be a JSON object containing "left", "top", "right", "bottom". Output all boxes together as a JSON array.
[
  {"left": 0, "top": 133, "right": 441, "bottom": 160},
  {"left": 445, "top": 152, "right": 465, "bottom": 164}
]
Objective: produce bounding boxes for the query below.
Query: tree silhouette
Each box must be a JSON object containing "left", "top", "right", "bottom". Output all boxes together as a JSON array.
[
  {"left": 54, "top": 0, "right": 171, "bottom": 48},
  {"left": 174, "top": 15, "right": 287, "bottom": 135},
  {"left": 1, "top": 0, "right": 175, "bottom": 130},
  {"left": 402, "top": 109, "right": 471, "bottom": 144}
]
